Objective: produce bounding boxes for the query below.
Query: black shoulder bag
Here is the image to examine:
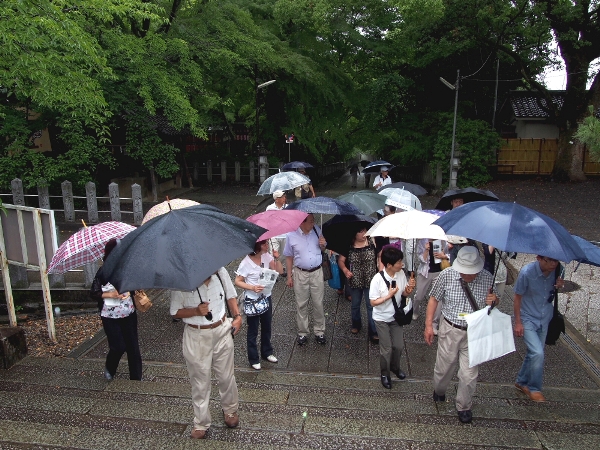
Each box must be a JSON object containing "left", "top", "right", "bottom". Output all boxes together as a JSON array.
[
  {"left": 379, "top": 271, "right": 412, "bottom": 326},
  {"left": 459, "top": 278, "right": 481, "bottom": 313},
  {"left": 545, "top": 264, "right": 565, "bottom": 345}
]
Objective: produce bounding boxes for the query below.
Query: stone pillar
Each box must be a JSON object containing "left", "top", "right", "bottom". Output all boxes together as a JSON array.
[
  {"left": 37, "top": 181, "right": 50, "bottom": 210},
  {"left": 259, "top": 156, "right": 268, "bottom": 183},
  {"left": 221, "top": 160, "right": 227, "bottom": 182},
  {"left": 249, "top": 161, "right": 255, "bottom": 183},
  {"left": 11, "top": 179, "right": 25, "bottom": 206},
  {"left": 85, "top": 182, "right": 98, "bottom": 224},
  {"left": 109, "top": 182, "right": 121, "bottom": 222},
  {"left": 83, "top": 260, "right": 100, "bottom": 289},
  {"left": 61, "top": 181, "right": 75, "bottom": 222},
  {"left": 132, "top": 184, "right": 143, "bottom": 225},
  {"left": 235, "top": 161, "right": 241, "bottom": 181},
  {"left": 207, "top": 160, "right": 213, "bottom": 182}
]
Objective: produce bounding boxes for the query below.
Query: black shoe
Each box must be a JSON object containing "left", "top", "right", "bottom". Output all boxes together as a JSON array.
[
  {"left": 380, "top": 375, "right": 392, "bottom": 389},
  {"left": 315, "top": 334, "right": 326, "bottom": 345},
  {"left": 393, "top": 370, "right": 406, "bottom": 380},
  {"left": 297, "top": 335, "right": 307, "bottom": 346},
  {"left": 433, "top": 391, "right": 446, "bottom": 402},
  {"left": 457, "top": 409, "right": 473, "bottom": 424}
]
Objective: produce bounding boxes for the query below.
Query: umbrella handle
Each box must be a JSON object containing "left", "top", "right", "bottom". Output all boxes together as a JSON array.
[
  {"left": 196, "top": 288, "right": 213, "bottom": 321},
  {"left": 487, "top": 287, "right": 496, "bottom": 315}
]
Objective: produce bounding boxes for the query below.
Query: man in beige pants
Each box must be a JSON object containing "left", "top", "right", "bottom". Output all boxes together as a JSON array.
[
  {"left": 171, "top": 267, "right": 242, "bottom": 439},
  {"left": 284, "top": 213, "right": 327, "bottom": 345},
  {"left": 424, "top": 247, "right": 498, "bottom": 424}
]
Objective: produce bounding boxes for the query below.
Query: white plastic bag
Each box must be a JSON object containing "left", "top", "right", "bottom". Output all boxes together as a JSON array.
[{"left": 464, "top": 306, "right": 516, "bottom": 368}]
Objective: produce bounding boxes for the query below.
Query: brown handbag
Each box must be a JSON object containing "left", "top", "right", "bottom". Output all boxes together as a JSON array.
[{"left": 133, "top": 290, "right": 153, "bottom": 312}]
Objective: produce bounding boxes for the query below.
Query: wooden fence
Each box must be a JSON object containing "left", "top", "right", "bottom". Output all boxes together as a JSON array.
[{"left": 497, "top": 139, "right": 600, "bottom": 175}]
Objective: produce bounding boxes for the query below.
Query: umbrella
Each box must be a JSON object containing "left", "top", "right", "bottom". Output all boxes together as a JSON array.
[
  {"left": 257, "top": 172, "right": 310, "bottom": 195},
  {"left": 286, "top": 196, "right": 363, "bottom": 215},
  {"left": 572, "top": 235, "right": 600, "bottom": 268},
  {"left": 281, "top": 161, "right": 314, "bottom": 171},
  {"left": 142, "top": 198, "right": 200, "bottom": 225},
  {"left": 378, "top": 182, "right": 427, "bottom": 196},
  {"left": 101, "top": 204, "right": 267, "bottom": 292},
  {"left": 435, "top": 187, "right": 499, "bottom": 211},
  {"left": 433, "top": 201, "right": 585, "bottom": 262},
  {"left": 47, "top": 221, "right": 136, "bottom": 274},
  {"left": 423, "top": 209, "right": 446, "bottom": 217},
  {"left": 337, "top": 190, "right": 386, "bottom": 216},
  {"left": 384, "top": 190, "right": 422, "bottom": 211},
  {"left": 322, "top": 215, "right": 377, "bottom": 256},
  {"left": 366, "top": 210, "right": 446, "bottom": 241},
  {"left": 246, "top": 210, "right": 308, "bottom": 241},
  {"left": 359, "top": 160, "right": 371, "bottom": 168},
  {"left": 362, "top": 160, "right": 396, "bottom": 174}
]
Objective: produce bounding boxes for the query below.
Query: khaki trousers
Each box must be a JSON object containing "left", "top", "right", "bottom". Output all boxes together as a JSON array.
[
  {"left": 182, "top": 318, "right": 238, "bottom": 431},
  {"left": 374, "top": 320, "right": 403, "bottom": 377},
  {"left": 292, "top": 267, "right": 325, "bottom": 336},
  {"left": 433, "top": 318, "right": 479, "bottom": 411}
]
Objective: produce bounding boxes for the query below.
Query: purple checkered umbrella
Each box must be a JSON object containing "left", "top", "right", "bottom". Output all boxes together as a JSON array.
[{"left": 47, "top": 221, "right": 136, "bottom": 274}]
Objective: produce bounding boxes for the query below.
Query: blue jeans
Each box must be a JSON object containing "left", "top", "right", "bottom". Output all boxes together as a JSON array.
[
  {"left": 350, "top": 288, "right": 377, "bottom": 338},
  {"left": 516, "top": 320, "right": 548, "bottom": 393},
  {"left": 246, "top": 296, "right": 273, "bottom": 365}
]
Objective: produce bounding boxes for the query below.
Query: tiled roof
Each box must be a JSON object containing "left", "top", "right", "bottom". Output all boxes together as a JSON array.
[{"left": 509, "top": 91, "right": 565, "bottom": 118}]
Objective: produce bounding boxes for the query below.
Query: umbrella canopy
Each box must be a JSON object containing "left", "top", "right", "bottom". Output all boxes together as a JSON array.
[
  {"left": 286, "top": 196, "right": 363, "bottom": 215},
  {"left": 257, "top": 172, "right": 310, "bottom": 195},
  {"left": 246, "top": 210, "right": 308, "bottom": 241},
  {"left": 572, "top": 235, "right": 600, "bottom": 267},
  {"left": 366, "top": 210, "right": 446, "bottom": 240},
  {"left": 142, "top": 198, "right": 200, "bottom": 225},
  {"left": 47, "top": 221, "right": 136, "bottom": 274},
  {"left": 281, "top": 161, "right": 314, "bottom": 171},
  {"left": 362, "top": 160, "right": 396, "bottom": 174},
  {"left": 378, "top": 182, "right": 427, "bottom": 196},
  {"left": 322, "top": 215, "right": 377, "bottom": 257},
  {"left": 433, "top": 201, "right": 585, "bottom": 262},
  {"left": 435, "top": 187, "right": 499, "bottom": 211},
  {"left": 423, "top": 209, "right": 446, "bottom": 218},
  {"left": 337, "top": 190, "right": 386, "bottom": 215},
  {"left": 102, "top": 204, "right": 267, "bottom": 292},
  {"left": 384, "top": 190, "right": 422, "bottom": 211}
]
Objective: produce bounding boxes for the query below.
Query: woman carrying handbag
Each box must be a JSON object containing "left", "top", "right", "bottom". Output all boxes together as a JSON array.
[{"left": 235, "top": 240, "right": 283, "bottom": 370}]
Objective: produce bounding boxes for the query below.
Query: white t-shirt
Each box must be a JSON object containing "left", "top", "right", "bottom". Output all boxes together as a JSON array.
[
  {"left": 373, "top": 175, "right": 392, "bottom": 188},
  {"left": 369, "top": 270, "right": 408, "bottom": 322},
  {"left": 266, "top": 203, "right": 285, "bottom": 211},
  {"left": 235, "top": 253, "right": 274, "bottom": 299}
]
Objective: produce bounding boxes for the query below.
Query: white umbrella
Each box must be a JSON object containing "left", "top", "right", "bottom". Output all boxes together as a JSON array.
[
  {"left": 365, "top": 210, "right": 446, "bottom": 240},
  {"left": 257, "top": 172, "right": 310, "bottom": 195}
]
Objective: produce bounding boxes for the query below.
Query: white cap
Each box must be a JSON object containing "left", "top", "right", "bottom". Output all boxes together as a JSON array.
[
  {"left": 452, "top": 246, "right": 484, "bottom": 274},
  {"left": 273, "top": 190, "right": 286, "bottom": 199},
  {"left": 380, "top": 166, "right": 390, "bottom": 173}
]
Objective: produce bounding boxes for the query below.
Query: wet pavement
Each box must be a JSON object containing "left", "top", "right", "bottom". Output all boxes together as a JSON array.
[{"left": 2, "top": 173, "right": 600, "bottom": 448}]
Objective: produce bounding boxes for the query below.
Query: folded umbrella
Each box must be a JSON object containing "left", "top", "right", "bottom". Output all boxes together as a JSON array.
[
  {"left": 366, "top": 210, "right": 446, "bottom": 241},
  {"left": 47, "top": 221, "right": 136, "bottom": 274},
  {"left": 281, "top": 161, "right": 314, "bottom": 171},
  {"left": 257, "top": 172, "right": 310, "bottom": 195},
  {"left": 246, "top": 210, "right": 308, "bottom": 241},
  {"left": 362, "top": 160, "right": 396, "bottom": 174},
  {"left": 337, "top": 190, "right": 386, "bottom": 216},
  {"left": 102, "top": 204, "right": 267, "bottom": 292},
  {"left": 378, "top": 182, "right": 427, "bottom": 196},
  {"left": 435, "top": 187, "right": 499, "bottom": 211},
  {"left": 286, "top": 196, "right": 363, "bottom": 215},
  {"left": 322, "top": 215, "right": 377, "bottom": 257},
  {"left": 433, "top": 201, "right": 585, "bottom": 262},
  {"left": 142, "top": 198, "right": 200, "bottom": 224}
]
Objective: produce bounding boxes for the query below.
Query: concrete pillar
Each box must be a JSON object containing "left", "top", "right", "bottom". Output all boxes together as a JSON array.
[
  {"left": 235, "top": 161, "right": 241, "bottom": 182},
  {"left": 259, "top": 156, "right": 268, "bottom": 183},
  {"left": 221, "top": 160, "right": 227, "bottom": 182},
  {"left": 61, "top": 181, "right": 74, "bottom": 222},
  {"left": 85, "top": 182, "right": 98, "bottom": 224},
  {"left": 109, "top": 182, "right": 121, "bottom": 222},
  {"left": 132, "top": 184, "right": 143, "bottom": 225},
  {"left": 11, "top": 179, "right": 25, "bottom": 206},
  {"left": 37, "top": 181, "right": 50, "bottom": 210}
]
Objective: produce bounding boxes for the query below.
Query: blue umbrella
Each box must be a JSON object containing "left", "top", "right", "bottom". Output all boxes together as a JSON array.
[
  {"left": 281, "top": 161, "right": 314, "bottom": 171},
  {"left": 286, "top": 196, "right": 363, "bottom": 215},
  {"left": 433, "top": 201, "right": 585, "bottom": 262},
  {"left": 572, "top": 235, "right": 600, "bottom": 268}
]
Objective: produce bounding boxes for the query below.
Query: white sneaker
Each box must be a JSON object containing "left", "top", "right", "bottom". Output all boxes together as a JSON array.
[
  {"left": 412, "top": 314, "right": 419, "bottom": 321},
  {"left": 265, "top": 355, "right": 278, "bottom": 363},
  {"left": 251, "top": 363, "right": 261, "bottom": 370}
]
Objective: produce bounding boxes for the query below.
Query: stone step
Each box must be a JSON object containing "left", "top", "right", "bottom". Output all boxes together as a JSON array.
[{"left": 2, "top": 357, "right": 600, "bottom": 449}]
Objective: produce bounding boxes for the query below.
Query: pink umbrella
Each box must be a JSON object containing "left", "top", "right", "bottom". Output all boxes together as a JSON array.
[
  {"left": 246, "top": 210, "right": 308, "bottom": 241},
  {"left": 47, "top": 221, "right": 136, "bottom": 274}
]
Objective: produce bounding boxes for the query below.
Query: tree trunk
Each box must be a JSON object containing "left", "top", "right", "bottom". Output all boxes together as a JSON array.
[
  {"left": 553, "top": 130, "right": 586, "bottom": 181},
  {"left": 150, "top": 168, "right": 158, "bottom": 202}
]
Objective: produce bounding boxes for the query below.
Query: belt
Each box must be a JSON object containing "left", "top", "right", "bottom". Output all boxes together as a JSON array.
[
  {"left": 296, "top": 265, "right": 321, "bottom": 273},
  {"left": 187, "top": 314, "right": 227, "bottom": 330},
  {"left": 444, "top": 317, "right": 467, "bottom": 331}
]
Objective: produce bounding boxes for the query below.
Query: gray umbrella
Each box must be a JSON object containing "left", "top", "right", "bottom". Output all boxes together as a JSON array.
[
  {"left": 257, "top": 172, "right": 310, "bottom": 195},
  {"left": 337, "top": 190, "right": 387, "bottom": 215}
]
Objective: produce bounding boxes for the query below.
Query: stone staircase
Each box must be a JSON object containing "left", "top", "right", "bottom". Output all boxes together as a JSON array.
[{"left": 1, "top": 356, "right": 600, "bottom": 449}]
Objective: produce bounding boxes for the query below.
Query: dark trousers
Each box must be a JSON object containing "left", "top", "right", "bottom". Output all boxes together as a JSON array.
[
  {"left": 246, "top": 297, "right": 273, "bottom": 365},
  {"left": 101, "top": 312, "right": 142, "bottom": 380},
  {"left": 374, "top": 320, "right": 404, "bottom": 378}
]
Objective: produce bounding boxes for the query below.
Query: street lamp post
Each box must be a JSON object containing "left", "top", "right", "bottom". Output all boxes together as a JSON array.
[
  {"left": 255, "top": 79, "right": 276, "bottom": 183},
  {"left": 440, "top": 69, "right": 460, "bottom": 188}
]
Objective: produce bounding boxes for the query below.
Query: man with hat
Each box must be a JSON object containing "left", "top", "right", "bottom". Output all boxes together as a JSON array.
[
  {"left": 266, "top": 190, "right": 288, "bottom": 271},
  {"left": 424, "top": 246, "right": 499, "bottom": 424},
  {"left": 372, "top": 166, "right": 392, "bottom": 189}
]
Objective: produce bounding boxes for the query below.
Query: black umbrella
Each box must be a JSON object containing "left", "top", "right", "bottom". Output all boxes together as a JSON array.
[
  {"left": 359, "top": 160, "right": 371, "bottom": 168},
  {"left": 377, "top": 181, "right": 427, "bottom": 196},
  {"left": 435, "top": 187, "right": 499, "bottom": 211},
  {"left": 361, "top": 160, "right": 396, "bottom": 174},
  {"left": 281, "top": 161, "right": 314, "bottom": 171},
  {"left": 322, "top": 215, "right": 377, "bottom": 257},
  {"left": 102, "top": 204, "right": 266, "bottom": 292}
]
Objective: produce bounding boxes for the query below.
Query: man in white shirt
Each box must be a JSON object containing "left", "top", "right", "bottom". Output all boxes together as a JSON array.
[
  {"left": 284, "top": 213, "right": 327, "bottom": 345},
  {"left": 372, "top": 166, "right": 392, "bottom": 189},
  {"left": 266, "top": 190, "right": 286, "bottom": 211},
  {"left": 170, "top": 268, "right": 242, "bottom": 439}
]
